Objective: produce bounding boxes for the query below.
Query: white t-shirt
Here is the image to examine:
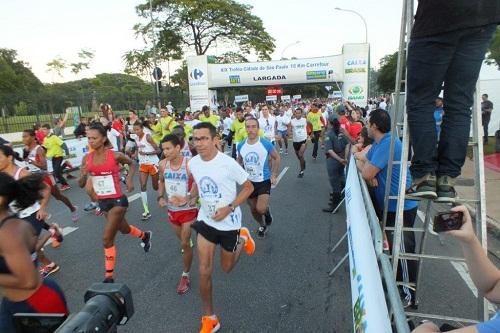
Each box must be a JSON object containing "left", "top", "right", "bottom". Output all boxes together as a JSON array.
[
  {"left": 222, "top": 117, "right": 233, "bottom": 136},
  {"left": 285, "top": 109, "right": 293, "bottom": 118},
  {"left": 107, "top": 128, "right": 121, "bottom": 152},
  {"left": 379, "top": 101, "right": 387, "bottom": 110},
  {"left": 258, "top": 116, "right": 276, "bottom": 142},
  {"left": 290, "top": 117, "right": 308, "bottom": 142},
  {"left": 186, "top": 119, "right": 201, "bottom": 128},
  {"left": 137, "top": 133, "right": 159, "bottom": 165},
  {"left": 189, "top": 152, "right": 249, "bottom": 231},
  {"left": 276, "top": 115, "right": 290, "bottom": 131},
  {"left": 237, "top": 137, "right": 274, "bottom": 182}
]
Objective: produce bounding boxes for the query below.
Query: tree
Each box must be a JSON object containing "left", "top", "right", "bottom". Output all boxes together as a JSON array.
[
  {"left": 376, "top": 51, "right": 405, "bottom": 93},
  {"left": 70, "top": 48, "right": 95, "bottom": 75},
  {"left": 46, "top": 56, "right": 67, "bottom": 81},
  {"left": 485, "top": 26, "right": 500, "bottom": 70},
  {"left": 127, "top": 0, "right": 275, "bottom": 74}
]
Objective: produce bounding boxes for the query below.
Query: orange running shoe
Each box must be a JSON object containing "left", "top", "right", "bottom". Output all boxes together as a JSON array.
[
  {"left": 199, "top": 315, "right": 220, "bottom": 333},
  {"left": 239, "top": 227, "right": 255, "bottom": 256}
]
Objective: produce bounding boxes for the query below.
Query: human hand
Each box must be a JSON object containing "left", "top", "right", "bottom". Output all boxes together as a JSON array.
[
  {"left": 37, "top": 209, "right": 49, "bottom": 221},
  {"left": 446, "top": 205, "right": 476, "bottom": 244},
  {"left": 138, "top": 150, "right": 146, "bottom": 156},
  {"left": 367, "top": 178, "right": 378, "bottom": 187},
  {"left": 213, "top": 206, "right": 231, "bottom": 221},
  {"left": 271, "top": 174, "right": 277, "bottom": 185},
  {"left": 158, "top": 197, "right": 167, "bottom": 208}
]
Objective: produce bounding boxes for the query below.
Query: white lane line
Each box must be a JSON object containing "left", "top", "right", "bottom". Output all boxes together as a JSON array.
[
  {"left": 417, "top": 209, "right": 497, "bottom": 313},
  {"left": 45, "top": 226, "right": 79, "bottom": 246},
  {"left": 128, "top": 193, "right": 141, "bottom": 202},
  {"left": 271, "top": 167, "right": 289, "bottom": 189},
  {"left": 451, "top": 261, "right": 497, "bottom": 313}
]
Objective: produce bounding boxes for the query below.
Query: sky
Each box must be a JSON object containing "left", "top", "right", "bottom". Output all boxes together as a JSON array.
[{"left": 0, "top": 0, "right": 450, "bottom": 84}]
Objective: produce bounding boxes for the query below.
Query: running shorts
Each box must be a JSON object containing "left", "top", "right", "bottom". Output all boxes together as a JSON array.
[
  {"left": 191, "top": 220, "right": 240, "bottom": 253},
  {"left": 139, "top": 164, "right": 158, "bottom": 176},
  {"left": 249, "top": 179, "right": 271, "bottom": 199},
  {"left": 277, "top": 129, "right": 288, "bottom": 138},
  {"left": 43, "top": 175, "right": 56, "bottom": 189},
  {"left": 98, "top": 194, "right": 129, "bottom": 212},
  {"left": 0, "top": 278, "right": 69, "bottom": 333},
  {"left": 23, "top": 212, "right": 49, "bottom": 237},
  {"left": 168, "top": 208, "right": 198, "bottom": 226},
  {"left": 293, "top": 140, "right": 306, "bottom": 151}
]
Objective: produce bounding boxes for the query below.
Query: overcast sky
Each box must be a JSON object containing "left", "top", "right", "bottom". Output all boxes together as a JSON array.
[{"left": 0, "top": 0, "right": 440, "bottom": 83}]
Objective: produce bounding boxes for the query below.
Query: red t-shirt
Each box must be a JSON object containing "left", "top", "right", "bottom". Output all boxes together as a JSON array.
[
  {"left": 112, "top": 120, "right": 124, "bottom": 133},
  {"left": 35, "top": 130, "right": 46, "bottom": 144},
  {"left": 348, "top": 122, "right": 363, "bottom": 139},
  {"left": 339, "top": 116, "right": 351, "bottom": 133}
]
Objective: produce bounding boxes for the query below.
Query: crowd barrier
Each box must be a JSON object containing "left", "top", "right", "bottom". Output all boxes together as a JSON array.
[{"left": 335, "top": 156, "right": 410, "bottom": 333}]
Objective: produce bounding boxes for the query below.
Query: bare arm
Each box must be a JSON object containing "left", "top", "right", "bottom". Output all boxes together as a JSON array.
[
  {"left": 270, "top": 148, "right": 281, "bottom": 184},
  {"left": 78, "top": 155, "right": 89, "bottom": 188},
  {"left": 115, "top": 152, "right": 135, "bottom": 192},
  {"left": 146, "top": 134, "right": 160, "bottom": 154}
]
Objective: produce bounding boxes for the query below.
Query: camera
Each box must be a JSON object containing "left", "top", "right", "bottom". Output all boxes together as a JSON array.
[
  {"left": 433, "top": 211, "right": 464, "bottom": 233},
  {"left": 14, "top": 283, "right": 134, "bottom": 333}
]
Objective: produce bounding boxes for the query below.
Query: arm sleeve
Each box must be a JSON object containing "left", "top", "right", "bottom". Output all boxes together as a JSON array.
[
  {"left": 262, "top": 139, "right": 274, "bottom": 153},
  {"left": 477, "top": 312, "right": 500, "bottom": 333}
]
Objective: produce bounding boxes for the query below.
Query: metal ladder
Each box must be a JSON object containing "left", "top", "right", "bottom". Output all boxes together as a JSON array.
[{"left": 382, "top": 0, "right": 489, "bottom": 326}]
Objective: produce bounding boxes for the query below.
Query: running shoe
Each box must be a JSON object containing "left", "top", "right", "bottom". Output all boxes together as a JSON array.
[
  {"left": 95, "top": 207, "right": 103, "bottom": 216},
  {"left": 199, "top": 315, "right": 220, "bottom": 333},
  {"left": 177, "top": 275, "right": 190, "bottom": 294},
  {"left": 285, "top": 150, "right": 288, "bottom": 155},
  {"left": 49, "top": 224, "right": 64, "bottom": 247},
  {"left": 141, "top": 231, "right": 152, "bottom": 252},
  {"left": 40, "top": 263, "right": 60, "bottom": 278},
  {"left": 103, "top": 277, "right": 115, "bottom": 283},
  {"left": 120, "top": 175, "right": 127, "bottom": 185},
  {"left": 298, "top": 171, "right": 304, "bottom": 178},
  {"left": 239, "top": 227, "right": 255, "bottom": 255},
  {"left": 84, "top": 202, "right": 97, "bottom": 211},
  {"left": 71, "top": 206, "right": 79, "bottom": 222},
  {"left": 264, "top": 209, "right": 273, "bottom": 226},
  {"left": 257, "top": 226, "right": 267, "bottom": 238},
  {"left": 141, "top": 212, "right": 152, "bottom": 220},
  {"left": 60, "top": 184, "right": 71, "bottom": 191},
  {"left": 279, "top": 148, "right": 283, "bottom": 154}
]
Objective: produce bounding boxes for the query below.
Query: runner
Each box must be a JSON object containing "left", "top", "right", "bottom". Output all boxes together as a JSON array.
[
  {"left": 78, "top": 122, "right": 152, "bottom": 283},
  {"left": 172, "top": 126, "right": 196, "bottom": 158},
  {"left": 189, "top": 122, "right": 255, "bottom": 333},
  {"left": 306, "top": 103, "right": 325, "bottom": 159},
  {"left": 220, "top": 108, "right": 233, "bottom": 153},
  {"left": 237, "top": 117, "right": 280, "bottom": 238},
  {"left": 134, "top": 121, "right": 160, "bottom": 220},
  {"left": 199, "top": 105, "right": 220, "bottom": 128},
  {"left": 40, "top": 124, "right": 71, "bottom": 191},
  {"left": 158, "top": 134, "right": 198, "bottom": 294},
  {"left": 229, "top": 107, "right": 246, "bottom": 159},
  {"left": 160, "top": 108, "right": 177, "bottom": 138},
  {"left": 21, "top": 129, "right": 79, "bottom": 223},
  {"left": 0, "top": 172, "right": 69, "bottom": 332},
  {"left": 276, "top": 107, "right": 290, "bottom": 154},
  {"left": 258, "top": 105, "right": 277, "bottom": 145},
  {"left": 288, "top": 108, "right": 308, "bottom": 178}
]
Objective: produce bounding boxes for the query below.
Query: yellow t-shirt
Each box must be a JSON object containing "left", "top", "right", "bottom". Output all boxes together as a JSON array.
[
  {"left": 183, "top": 124, "right": 193, "bottom": 140},
  {"left": 199, "top": 114, "right": 220, "bottom": 127},
  {"left": 150, "top": 122, "right": 163, "bottom": 144},
  {"left": 160, "top": 116, "right": 177, "bottom": 137},
  {"left": 231, "top": 119, "right": 246, "bottom": 143},
  {"left": 43, "top": 134, "right": 64, "bottom": 158},
  {"left": 307, "top": 111, "right": 323, "bottom": 132},
  {"left": 235, "top": 127, "right": 265, "bottom": 143}
]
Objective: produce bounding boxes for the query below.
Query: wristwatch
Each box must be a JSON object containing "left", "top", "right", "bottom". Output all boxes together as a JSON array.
[{"left": 228, "top": 203, "right": 235, "bottom": 212}]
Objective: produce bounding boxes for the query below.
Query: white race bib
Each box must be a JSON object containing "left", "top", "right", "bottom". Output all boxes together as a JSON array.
[
  {"left": 201, "top": 199, "right": 226, "bottom": 218},
  {"left": 166, "top": 179, "right": 187, "bottom": 197},
  {"left": 246, "top": 165, "right": 259, "bottom": 177},
  {"left": 92, "top": 175, "right": 117, "bottom": 196}
]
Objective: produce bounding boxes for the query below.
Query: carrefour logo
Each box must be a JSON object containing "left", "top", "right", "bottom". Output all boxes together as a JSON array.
[
  {"left": 349, "top": 86, "right": 364, "bottom": 95},
  {"left": 190, "top": 68, "right": 204, "bottom": 80}
]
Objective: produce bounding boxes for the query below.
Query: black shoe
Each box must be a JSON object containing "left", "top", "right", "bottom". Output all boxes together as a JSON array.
[
  {"left": 297, "top": 171, "right": 304, "bottom": 178},
  {"left": 257, "top": 225, "right": 267, "bottom": 238},
  {"left": 103, "top": 277, "right": 114, "bottom": 283},
  {"left": 264, "top": 209, "right": 273, "bottom": 226},
  {"left": 141, "top": 231, "right": 152, "bottom": 252},
  {"left": 322, "top": 205, "right": 335, "bottom": 213}
]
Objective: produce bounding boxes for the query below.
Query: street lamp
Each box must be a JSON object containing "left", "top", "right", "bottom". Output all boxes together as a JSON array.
[
  {"left": 334, "top": 7, "right": 367, "bottom": 43},
  {"left": 280, "top": 41, "right": 301, "bottom": 59}
]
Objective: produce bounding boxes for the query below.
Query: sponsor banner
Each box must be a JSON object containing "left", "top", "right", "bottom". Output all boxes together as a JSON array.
[
  {"left": 292, "top": 94, "right": 302, "bottom": 100},
  {"left": 14, "top": 137, "right": 89, "bottom": 173},
  {"left": 234, "top": 95, "right": 249, "bottom": 103},
  {"left": 207, "top": 56, "right": 343, "bottom": 88},
  {"left": 266, "top": 95, "right": 278, "bottom": 102},
  {"left": 281, "top": 95, "right": 291, "bottom": 101},
  {"left": 345, "top": 156, "right": 391, "bottom": 333},
  {"left": 342, "top": 44, "right": 369, "bottom": 105},
  {"left": 187, "top": 55, "right": 210, "bottom": 112}
]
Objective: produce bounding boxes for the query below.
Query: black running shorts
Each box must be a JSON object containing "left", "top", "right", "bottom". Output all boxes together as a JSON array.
[
  {"left": 249, "top": 179, "right": 271, "bottom": 198},
  {"left": 293, "top": 140, "right": 306, "bottom": 151},
  {"left": 98, "top": 195, "right": 129, "bottom": 212},
  {"left": 191, "top": 220, "right": 240, "bottom": 252}
]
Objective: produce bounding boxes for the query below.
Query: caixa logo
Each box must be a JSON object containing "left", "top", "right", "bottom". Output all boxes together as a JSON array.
[
  {"left": 348, "top": 86, "right": 364, "bottom": 95},
  {"left": 190, "top": 68, "right": 204, "bottom": 80}
]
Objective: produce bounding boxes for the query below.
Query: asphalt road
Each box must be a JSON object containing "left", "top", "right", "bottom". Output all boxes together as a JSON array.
[{"left": 37, "top": 145, "right": 498, "bottom": 333}]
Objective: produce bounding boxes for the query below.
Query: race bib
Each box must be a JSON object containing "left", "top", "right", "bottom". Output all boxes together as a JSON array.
[
  {"left": 201, "top": 199, "right": 225, "bottom": 218},
  {"left": 246, "top": 165, "right": 259, "bottom": 178},
  {"left": 166, "top": 179, "right": 187, "bottom": 197},
  {"left": 296, "top": 127, "right": 306, "bottom": 138},
  {"left": 92, "top": 175, "right": 117, "bottom": 196}
]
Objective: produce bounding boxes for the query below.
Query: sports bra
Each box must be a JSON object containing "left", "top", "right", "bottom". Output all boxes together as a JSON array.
[{"left": 0, "top": 215, "right": 38, "bottom": 274}]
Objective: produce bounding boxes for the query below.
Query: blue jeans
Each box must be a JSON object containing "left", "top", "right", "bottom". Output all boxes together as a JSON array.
[{"left": 406, "top": 24, "right": 497, "bottom": 179}]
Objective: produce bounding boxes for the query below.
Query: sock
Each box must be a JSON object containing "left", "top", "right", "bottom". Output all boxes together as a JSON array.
[
  {"left": 128, "top": 225, "right": 144, "bottom": 239},
  {"left": 141, "top": 191, "right": 149, "bottom": 213},
  {"left": 104, "top": 246, "right": 116, "bottom": 279},
  {"left": 182, "top": 271, "right": 190, "bottom": 277},
  {"left": 208, "top": 314, "right": 217, "bottom": 320}
]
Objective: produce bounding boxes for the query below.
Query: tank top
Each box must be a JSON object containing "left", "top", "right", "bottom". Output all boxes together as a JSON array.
[
  {"left": 10, "top": 167, "right": 41, "bottom": 218},
  {"left": 164, "top": 157, "right": 195, "bottom": 212},
  {"left": 25, "top": 145, "right": 43, "bottom": 173},
  {"left": 181, "top": 141, "right": 193, "bottom": 159},
  {"left": 137, "top": 133, "right": 159, "bottom": 165},
  {"left": 87, "top": 149, "right": 123, "bottom": 200}
]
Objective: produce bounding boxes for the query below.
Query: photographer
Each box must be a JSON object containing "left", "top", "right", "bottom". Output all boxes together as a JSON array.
[{"left": 412, "top": 205, "right": 500, "bottom": 332}]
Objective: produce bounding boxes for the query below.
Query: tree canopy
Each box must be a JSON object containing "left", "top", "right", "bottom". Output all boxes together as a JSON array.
[{"left": 486, "top": 26, "right": 500, "bottom": 70}]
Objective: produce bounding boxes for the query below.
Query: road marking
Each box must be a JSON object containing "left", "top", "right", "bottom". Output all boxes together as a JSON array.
[
  {"left": 271, "top": 167, "right": 289, "bottom": 189},
  {"left": 128, "top": 193, "right": 141, "bottom": 202},
  {"left": 451, "top": 262, "right": 497, "bottom": 313},
  {"left": 45, "top": 226, "right": 79, "bottom": 246}
]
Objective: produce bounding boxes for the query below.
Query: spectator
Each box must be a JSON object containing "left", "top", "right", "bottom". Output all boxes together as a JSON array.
[
  {"left": 405, "top": 1, "right": 499, "bottom": 202},
  {"left": 53, "top": 111, "right": 69, "bottom": 138},
  {"left": 355, "top": 109, "right": 418, "bottom": 307},
  {"left": 434, "top": 97, "right": 444, "bottom": 139},
  {"left": 482, "top": 93, "right": 494, "bottom": 144},
  {"left": 379, "top": 98, "right": 387, "bottom": 110},
  {"left": 412, "top": 205, "right": 500, "bottom": 333},
  {"left": 34, "top": 123, "right": 46, "bottom": 144}
]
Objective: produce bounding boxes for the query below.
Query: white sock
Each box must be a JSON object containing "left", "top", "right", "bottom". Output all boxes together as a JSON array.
[
  {"left": 141, "top": 191, "right": 149, "bottom": 213},
  {"left": 182, "top": 271, "right": 189, "bottom": 277}
]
